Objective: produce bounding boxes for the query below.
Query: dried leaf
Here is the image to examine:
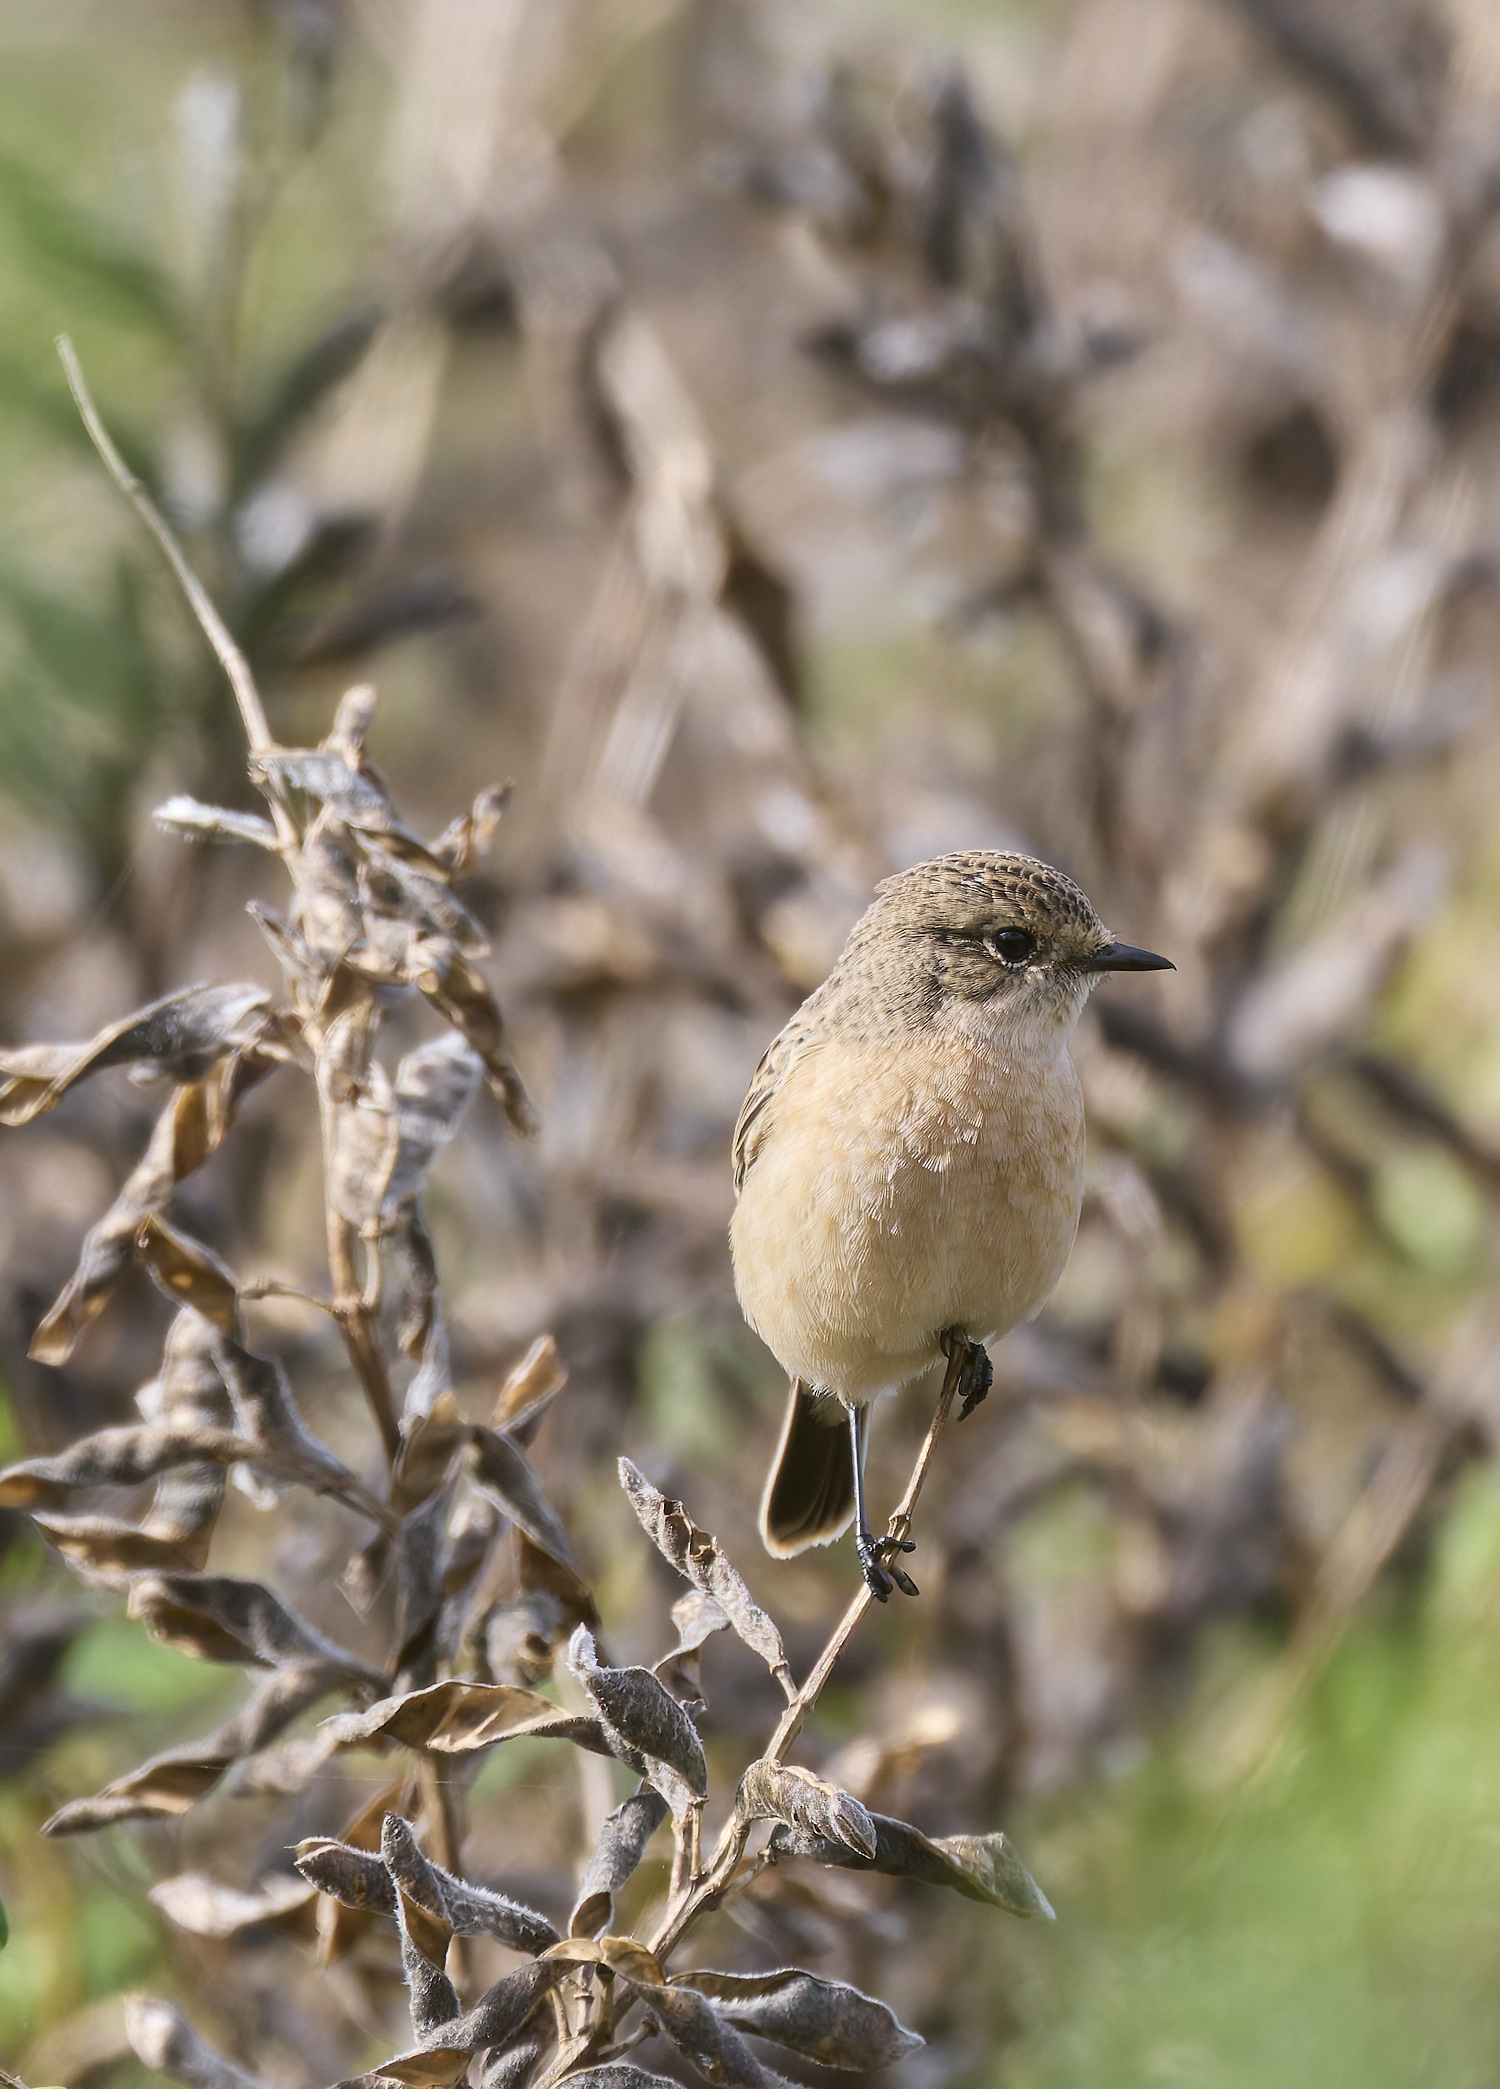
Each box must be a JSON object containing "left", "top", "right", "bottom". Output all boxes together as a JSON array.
[
  {"left": 293, "top": 1831, "right": 559, "bottom": 1954},
  {"left": 676, "top": 1971, "right": 922, "bottom": 2070},
  {"left": 29, "top": 1513, "right": 210, "bottom": 1583},
  {"left": 621, "top": 1982, "right": 788, "bottom": 2089},
  {"left": 515, "top": 1530, "right": 600, "bottom": 1639},
  {"left": 568, "top": 1629, "right": 707, "bottom": 1816},
  {"left": 493, "top": 1334, "right": 568, "bottom": 1441},
  {"left": 253, "top": 747, "right": 409, "bottom": 836},
  {"left": 767, "top": 1810, "right": 1053, "bottom": 1918},
  {"left": 653, "top": 1589, "right": 729, "bottom": 1705},
  {"left": 570, "top": 1786, "right": 670, "bottom": 1936},
  {"left": 149, "top": 1872, "right": 316, "bottom": 1938},
  {"left": 0, "top": 1423, "right": 246, "bottom": 1509},
  {"left": 30, "top": 1055, "right": 272, "bottom": 1364},
  {"left": 331, "top": 1036, "right": 482, "bottom": 1233},
  {"left": 468, "top": 1428, "right": 580, "bottom": 1572},
  {"left": 125, "top": 1996, "right": 263, "bottom": 2089},
  {"left": 736, "top": 1762, "right": 876, "bottom": 1860},
  {"left": 136, "top": 1216, "right": 239, "bottom": 1330},
  {"left": 618, "top": 1463, "right": 793, "bottom": 1699},
  {"left": 323, "top": 1678, "right": 610, "bottom": 1758},
  {"left": 45, "top": 1658, "right": 372, "bottom": 1833},
  {"left": 155, "top": 797, "right": 280, "bottom": 850},
  {"left": 544, "top": 1935, "right": 664, "bottom": 1983},
  {"left": 416, "top": 948, "right": 538, "bottom": 1137},
  {"left": 363, "top": 850, "right": 491, "bottom": 958},
  {"left": 0, "top": 983, "right": 270, "bottom": 1126},
  {"left": 430, "top": 784, "right": 511, "bottom": 875},
  {"left": 211, "top": 1331, "right": 388, "bottom": 1521},
  {"left": 126, "top": 1571, "right": 380, "bottom": 1674},
  {"left": 337, "top": 2050, "right": 472, "bottom": 2089}
]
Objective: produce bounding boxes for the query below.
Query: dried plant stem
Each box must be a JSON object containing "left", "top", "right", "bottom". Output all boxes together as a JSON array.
[
  {"left": 58, "top": 334, "right": 408, "bottom": 1475},
  {"left": 56, "top": 335, "right": 285, "bottom": 785},
  {"left": 326, "top": 1208, "right": 401, "bottom": 1463},
  {"left": 647, "top": 1339, "right": 968, "bottom": 1960}
]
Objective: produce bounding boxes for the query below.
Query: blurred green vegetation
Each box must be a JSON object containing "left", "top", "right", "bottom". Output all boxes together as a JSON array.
[{"left": 997, "top": 1471, "right": 1500, "bottom": 2089}]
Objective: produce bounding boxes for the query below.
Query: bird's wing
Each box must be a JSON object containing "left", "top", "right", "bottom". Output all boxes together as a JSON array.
[{"left": 732, "top": 1017, "right": 819, "bottom": 1195}]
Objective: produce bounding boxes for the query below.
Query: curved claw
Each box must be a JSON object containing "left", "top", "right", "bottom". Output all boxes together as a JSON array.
[
  {"left": 858, "top": 1530, "right": 919, "bottom": 1600},
  {"left": 856, "top": 1532, "right": 893, "bottom": 1602},
  {"left": 958, "top": 1346, "right": 993, "bottom": 1420}
]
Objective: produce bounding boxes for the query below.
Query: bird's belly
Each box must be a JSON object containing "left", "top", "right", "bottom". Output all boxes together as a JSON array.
[{"left": 730, "top": 1037, "right": 1085, "bottom": 1402}]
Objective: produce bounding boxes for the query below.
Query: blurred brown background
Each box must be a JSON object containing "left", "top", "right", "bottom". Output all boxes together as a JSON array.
[{"left": 6, "top": 0, "right": 1500, "bottom": 2083}]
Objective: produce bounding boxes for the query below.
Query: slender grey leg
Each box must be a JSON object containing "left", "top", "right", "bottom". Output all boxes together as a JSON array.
[{"left": 851, "top": 1403, "right": 918, "bottom": 1602}]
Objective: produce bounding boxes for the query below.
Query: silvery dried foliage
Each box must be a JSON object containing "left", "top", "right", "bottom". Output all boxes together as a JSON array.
[
  {"left": 9, "top": 0, "right": 1500, "bottom": 2077},
  {"left": 0, "top": 523, "right": 1046, "bottom": 2087}
]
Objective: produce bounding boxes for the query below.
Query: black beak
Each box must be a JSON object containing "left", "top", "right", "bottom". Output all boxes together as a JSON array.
[{"left": 1083, "top": 940, "right": 1174, "bottom": 973}]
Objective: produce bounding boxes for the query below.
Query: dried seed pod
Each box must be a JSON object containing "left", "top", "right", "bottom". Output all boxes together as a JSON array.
[
  {"left": 568, "top": 1628, "right": 708, "bottom": 1817},
  {"left": 675, "top": 1970, "right": 922, "bottom": 2070},
  {"left": 618, "top": 1980, "right": 790, "bottom": 2089},
  {"left": 571, "top": 1786, "right": 670, "bottom": 1937}
]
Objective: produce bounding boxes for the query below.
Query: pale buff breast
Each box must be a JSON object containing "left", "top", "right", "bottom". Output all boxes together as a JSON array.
[{"left": 730, "top": 1028, "right": 1086, "bottom": 1402}]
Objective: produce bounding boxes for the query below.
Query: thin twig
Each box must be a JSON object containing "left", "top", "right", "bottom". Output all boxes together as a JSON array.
[
  {"left": 647, "top": 1338, "right": 968, "bottom": 1959},
  {"left": 55, "top": 336, "right": 296, "bottom": 848}
]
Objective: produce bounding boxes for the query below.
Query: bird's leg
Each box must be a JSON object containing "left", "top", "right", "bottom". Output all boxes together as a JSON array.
[
  {"left": 851, "top": 1403, "right": 918, "bottom": 1603},
  {"left": 941, "top": 1326, "right": 993, "bottom": 1421}
]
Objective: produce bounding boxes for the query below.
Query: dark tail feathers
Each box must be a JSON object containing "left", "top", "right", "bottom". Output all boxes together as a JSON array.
[{"left": 760, "top": 1379, "right": 855, "bottom": 1557}]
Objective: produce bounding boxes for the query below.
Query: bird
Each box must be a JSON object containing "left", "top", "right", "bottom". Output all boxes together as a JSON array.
[{"left": 730, "top": 850, "right": 1171, "bottom": 1600}]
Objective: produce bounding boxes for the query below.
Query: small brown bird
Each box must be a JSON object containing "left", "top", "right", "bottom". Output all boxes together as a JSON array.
[{"left": 731, "top": 850, "right": 1171, "bottom": 1599}]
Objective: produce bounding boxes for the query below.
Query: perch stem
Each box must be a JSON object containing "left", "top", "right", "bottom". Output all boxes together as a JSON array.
[{"left": 646, "top": 1338, "right": 967, "bottom": 1960}]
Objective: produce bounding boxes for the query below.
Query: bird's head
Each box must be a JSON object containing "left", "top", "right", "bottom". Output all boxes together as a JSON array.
[{"left": 837, "top": 850, "right": 1172, "bottom": 1043}]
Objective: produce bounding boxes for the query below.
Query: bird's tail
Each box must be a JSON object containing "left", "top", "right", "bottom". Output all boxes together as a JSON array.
[{"left": 759, "top": 1378, "right": 855, "bottom": 1557}]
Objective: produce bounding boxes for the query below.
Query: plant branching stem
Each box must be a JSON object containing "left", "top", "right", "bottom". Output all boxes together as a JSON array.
[{"left": 646, "top": 1338, "right": 969, "bottom": 1960}]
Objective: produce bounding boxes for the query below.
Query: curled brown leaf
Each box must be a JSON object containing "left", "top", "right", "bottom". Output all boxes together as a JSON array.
[
  {"left": 618, "top": 1463, "right": 793, "bottom": 1700},
  {"left": 766, "top": 1810, "right": 1054, "bottom": 1918},
  {"left": 0, "top": 983, "right": 271, "bottom": 1127},
  {"left": 736, "top": 1761, "right": 876, "bottom": 1861}
]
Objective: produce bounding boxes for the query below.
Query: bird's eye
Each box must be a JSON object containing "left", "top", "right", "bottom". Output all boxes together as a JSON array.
[{"left": 986, "top": 927, "right": 1036, "bottom": 966}]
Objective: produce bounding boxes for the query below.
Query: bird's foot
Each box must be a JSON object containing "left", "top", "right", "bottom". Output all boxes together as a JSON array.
[
  {"left": 940, "top": 1328, "right": 994, "bottom": 1420},
  {"left": 857, "top": 1527, "right": 918, "bottom": 1602}
]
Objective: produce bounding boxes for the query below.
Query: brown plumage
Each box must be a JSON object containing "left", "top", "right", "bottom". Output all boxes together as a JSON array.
[{"left": 729, "top": 850, "right": 1171, "bottom": 1592}]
